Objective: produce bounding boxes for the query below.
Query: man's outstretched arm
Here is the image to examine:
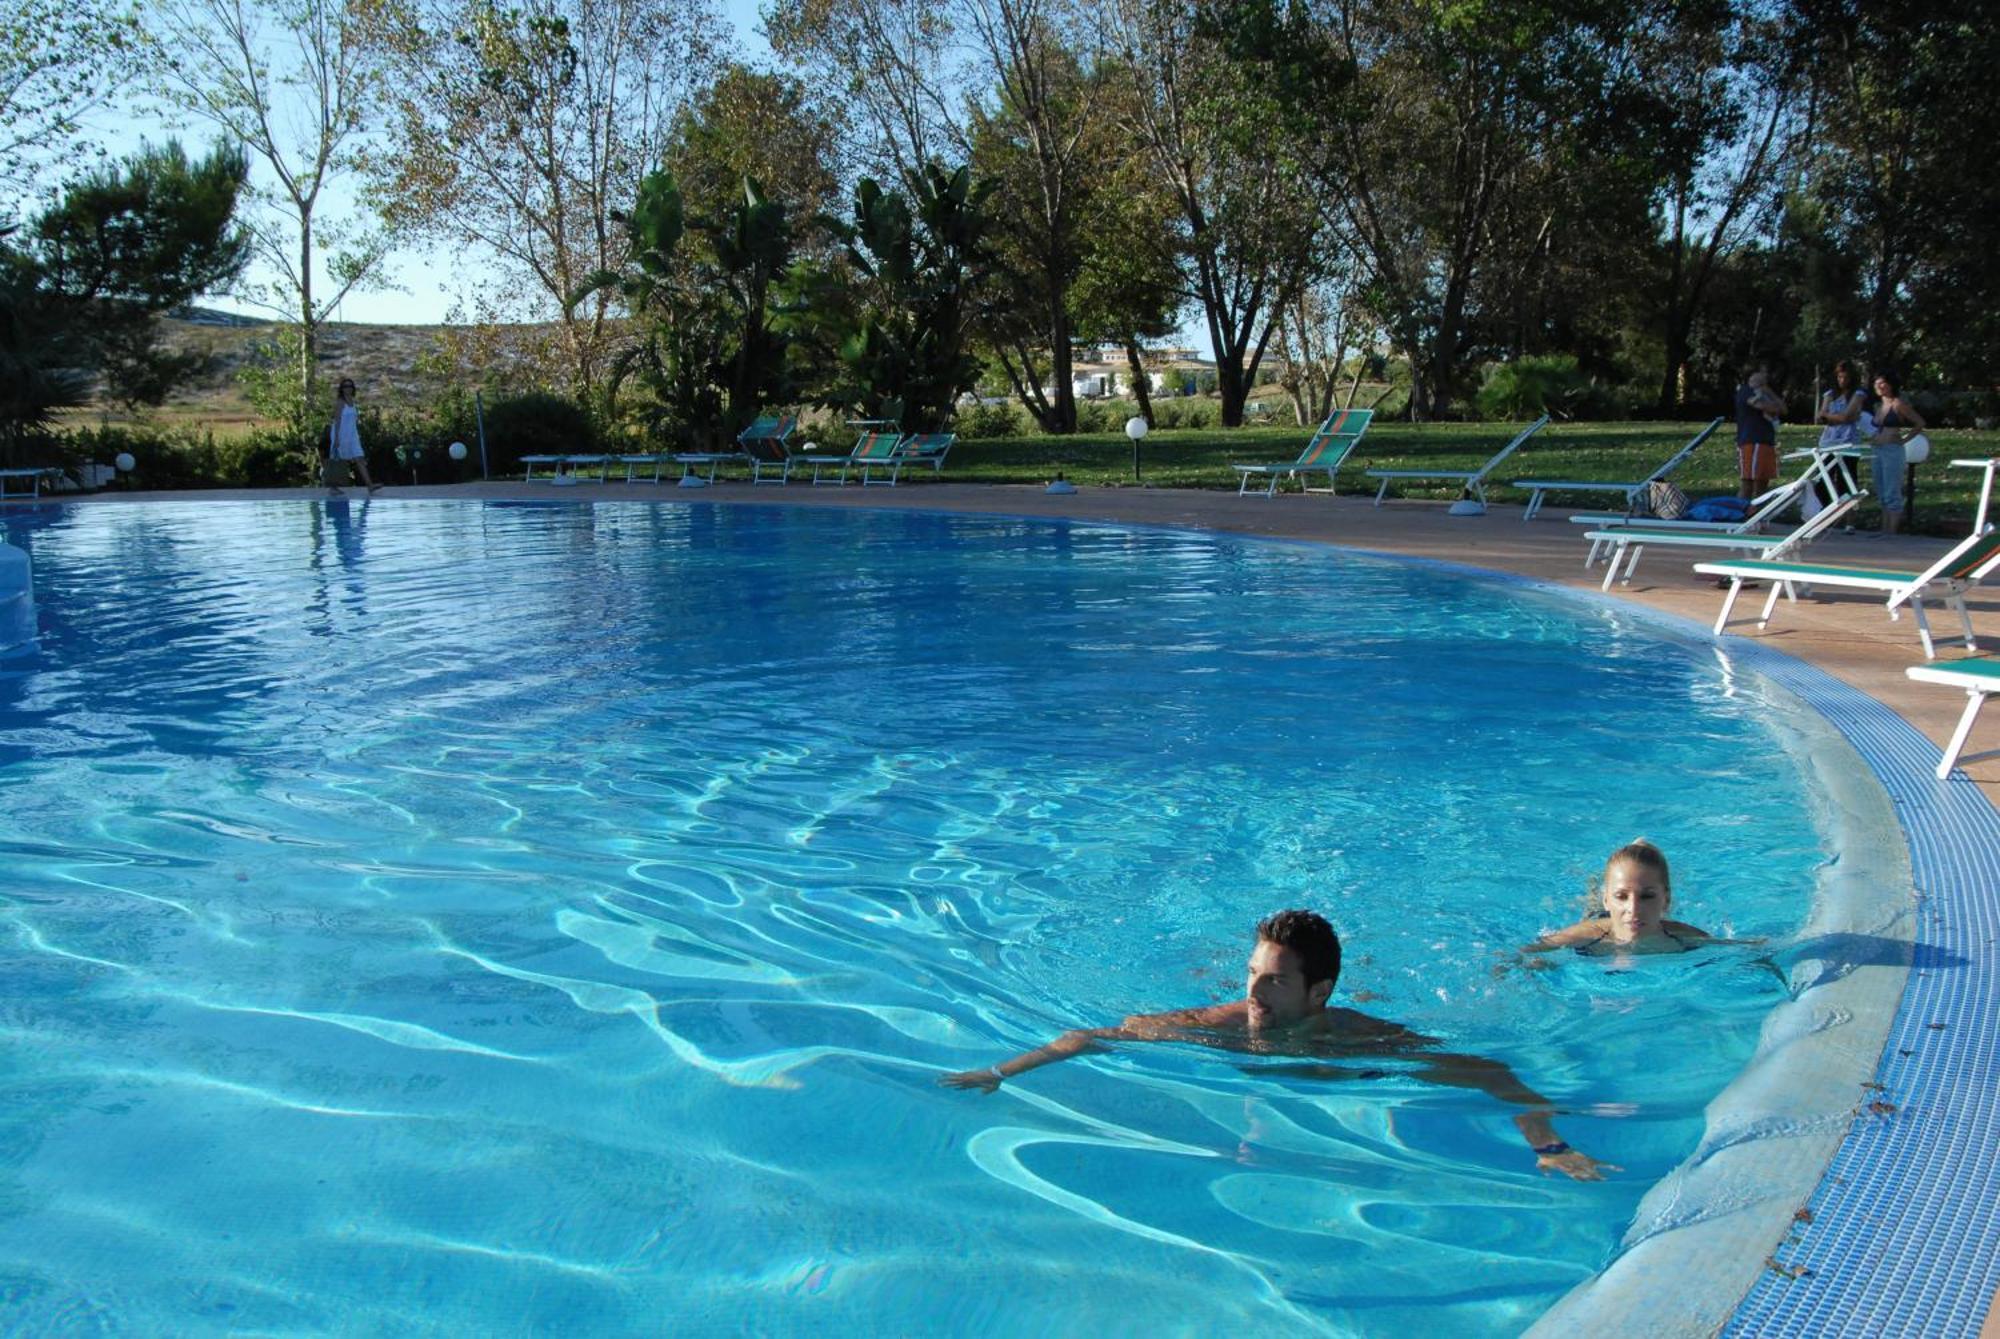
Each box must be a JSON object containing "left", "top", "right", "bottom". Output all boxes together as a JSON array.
[
  {"left": 939, "top": 1028, "right": 1116, "bottom": 1092},
  {"left": 1258, "top": 1044, "right": 1619, "bottom": 1182},
  {"left": 1411, "top": 1051, "right": 1620, "bottom": 1182},
  {"left": 940, "top": 1003, "right": 1242, "bottom": 1092}
]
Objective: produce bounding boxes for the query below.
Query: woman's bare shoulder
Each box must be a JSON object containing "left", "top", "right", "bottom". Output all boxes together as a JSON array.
[{"left": 1526, "top": 920, "right": 1604, "bottom": 950}]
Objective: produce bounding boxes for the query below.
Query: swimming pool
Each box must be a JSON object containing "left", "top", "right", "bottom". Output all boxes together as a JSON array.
[{"left": 0, "top": 500, "right": 1879, "bottom": 1333}]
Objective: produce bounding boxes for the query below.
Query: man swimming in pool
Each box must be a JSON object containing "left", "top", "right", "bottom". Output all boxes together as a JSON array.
[{"left": 940, "top": 909, "right": 1615, "bottom": 1181}]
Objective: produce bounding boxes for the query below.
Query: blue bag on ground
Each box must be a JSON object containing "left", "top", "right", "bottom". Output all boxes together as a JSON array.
[{"left": 1685, "top": 496, "right": 1750, "bottom": 523}]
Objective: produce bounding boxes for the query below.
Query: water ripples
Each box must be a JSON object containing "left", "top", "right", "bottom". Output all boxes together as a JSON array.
[{"left": 0, "top": 501, "right": 1834, "bottom": 1335}]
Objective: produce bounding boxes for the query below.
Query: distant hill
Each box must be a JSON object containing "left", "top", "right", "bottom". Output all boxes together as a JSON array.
[{"left": 74, "top": 316, "right": 561, "bottom": 434}]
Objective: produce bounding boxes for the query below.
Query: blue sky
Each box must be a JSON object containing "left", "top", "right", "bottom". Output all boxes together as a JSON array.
[{"left": 88, "top": 0, "right": 774, "bottom": 326}]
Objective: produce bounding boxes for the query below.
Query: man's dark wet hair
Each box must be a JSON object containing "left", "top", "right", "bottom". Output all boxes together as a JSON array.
[{"left": 1255, "top": 909, "right": 1341, "bottom": 988}]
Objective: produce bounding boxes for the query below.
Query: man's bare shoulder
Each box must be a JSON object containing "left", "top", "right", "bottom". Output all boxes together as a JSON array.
[{"left": 1120, "top": 1000, "right": 1248, "bottom": 1038}]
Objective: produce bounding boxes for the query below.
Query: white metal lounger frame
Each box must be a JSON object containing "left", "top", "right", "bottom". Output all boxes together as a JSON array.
[
  {"left": 616, "top": 454, "right": 670, "bottom": 482},
  {"left": 1232, "top": 409, "right": 1373, "bottom": 498},
  {"left": 1577, "top": 449, "right": 1859, "bottom": 569},
  {"left": 0, "top": 467, "right": 60, "bottom": 500},
  {"left": 1905, "top": 658, "right": 2000, "bottom": 778},
  {"left": 1514, "top": 417, "right": 1723, "bottom": 521},
  {"left": 520, "top": 454, "right": 611, "bottom": 482},
  {"left": 1585, "top": 491, "right": 1862, "bottom": 592},
  {"left": 736, "top": 415, "right": 801, "bottom": 485},
  {"left": 672, "top": 452, "right": 738, "bottom": 482},
  {"left": 881, "top": 433, "right": 955, "bottom": 485},
  {"left": 1698, "top": 528, "right": 2000, "bottom": 659},
  {"left": 807, "top": 432, "right": 903, "bottom": 485},
  {"left": 1366, "top": 415, "right": 1549, "bottom": 507}
]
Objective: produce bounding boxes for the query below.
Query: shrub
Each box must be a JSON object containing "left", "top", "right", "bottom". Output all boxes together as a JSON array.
[
  {"left": 1476, "top": 355, "right": 1596, "bottom": 421},
  {"left": 479, "top": 392, "right": 596, "bottom": 471},
  {"left": 1149, "top": 398, "right": 1220, "bottom": 430},
  {"left": 956, "top": 399, "right": 1023, "bottom": 438},
  {"left": 1074, "top": 400, "right": 1119, "bottom": 433}
]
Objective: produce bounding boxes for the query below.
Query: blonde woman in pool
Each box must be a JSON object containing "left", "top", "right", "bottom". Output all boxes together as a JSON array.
[{"left": 1525, "top": 841, "right": 1715, "bottom": 957}]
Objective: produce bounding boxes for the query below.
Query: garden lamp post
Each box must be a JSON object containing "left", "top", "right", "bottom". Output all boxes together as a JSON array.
[{"left": 1126, "top": 415, "right": 1149, "bottom": 482}]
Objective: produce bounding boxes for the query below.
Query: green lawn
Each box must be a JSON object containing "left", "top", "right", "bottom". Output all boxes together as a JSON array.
[{"left": 927, "top": 419, "right": 2000, "bottom": 536}]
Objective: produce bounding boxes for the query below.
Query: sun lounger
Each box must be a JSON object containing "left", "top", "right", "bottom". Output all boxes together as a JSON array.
[
  {"left": 1232, "top": 409, "right": 1374, "bottom": 497},
  {"left": 520, "top": 454, "right": 610, "bottom": 482},
  {"left": 671, "top": 452, "right": 738, "bottom": 483},
  {"left": 617, "top": 454, "right": 672, "bottom": 482},
  {"left": 0, "top": 467, "right": 60, "bottom": 500},
  {"left": 808, "top": 431, "right": 902, "bottom": 485},
  {"left": 1906, "top": 656, "right": 2000, "bottom": 778},
  {"left": 1696, "top": 528, "right": 2000, "bottom": 659},
  {"left": 891, "top": 432, "right": 956, "bottom": 482},
  {"left": 1514, "top": 418, "right": 1723, "bottom": 521},
  {"left": 1366, "top": 415, "right": 1548, "bottom": 508},
  {"left": 736, "top": 414, "right": 802, "bottom": 484},
  {"left": 1575, "top": 451, "right": 1856, "bottom": 568},
  {"left": 1585, "top": 492, "right": 1861, "bottom": 591}
]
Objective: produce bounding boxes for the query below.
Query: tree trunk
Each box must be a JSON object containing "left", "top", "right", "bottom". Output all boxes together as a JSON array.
[
  {"left": 298, "top": 214, "right": 316, "bottom": 410},
  {"left": 1658, "top": 313, "right": 1692, "bottom": 415},
  {"left": 1124, "top": 338, "right": 1154, "bottom": 423},
  {"left": 1217, "top": 357, "right": 1248, "bottom": 427},
  {"left": 1047, "top": 308, "right": 1077, "bottom": 434}
]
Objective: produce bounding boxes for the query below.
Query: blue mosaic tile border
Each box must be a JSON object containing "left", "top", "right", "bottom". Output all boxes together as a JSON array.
[{"left": 1713, "top": 650, "right": 2000, "bottom": 1335}]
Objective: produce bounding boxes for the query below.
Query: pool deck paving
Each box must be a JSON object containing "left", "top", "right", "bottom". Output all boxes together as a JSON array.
[{"left": 17, "top": 479, "right": 2000, "bottom": 1334}]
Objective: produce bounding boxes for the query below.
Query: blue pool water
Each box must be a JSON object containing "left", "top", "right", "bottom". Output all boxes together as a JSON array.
[{"left": 0, "top": 501, "right": 1840, "bottom": 1333}]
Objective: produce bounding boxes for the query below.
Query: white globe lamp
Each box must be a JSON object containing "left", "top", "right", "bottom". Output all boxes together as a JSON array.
[
  {"left": 448, "top": 441, "right": 468, "bottom": 461},
  {"left": 114, "top": 452, "right": 136, "bottom": 473},
  {"left": 1125, "top": 415, "right": 1149, "bottom": 482}
]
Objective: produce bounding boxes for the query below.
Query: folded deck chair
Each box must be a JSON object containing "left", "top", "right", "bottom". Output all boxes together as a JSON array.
[
  {"left": 891, "top": 432, "right": 956, "bottom": 483},
  {"left": 1906, "top": 656, "right": 2000, "bottom": 778},
  {"left": 1575, "top": 452, "right": 1850, "bottom": 569},
  {"left": 520, "top": 454, "right": 609, "bottom": 482},
  {"left": 808, "top": 431, "right": 902, "bottom": 485},
  {"left": 1232, "top": 409, "right": 1374, "bottom": 498},
  {"left": 672, "top": 451, "right": 739, "bottom": 483},
  {"left": 1696, "top": 528, "right": 2000, "bottom": 659},
  {"left": 736, "top": 414, "right": 801, "bottom": 485},
  {"left": 1585, "top": 490, "right": 1862, "bottom": 591},
  {"left": 1514, "top": 417, "right": 1723, "bottom": 522},
  {"left": 1366, "top": 415, "right": 1549, "bottom": 508},
  {"left": 617, "top": 453, "right": 671, "bottom": 483}
]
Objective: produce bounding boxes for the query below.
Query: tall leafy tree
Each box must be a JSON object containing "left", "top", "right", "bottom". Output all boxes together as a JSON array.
[
  {"left": 965, "top": 1, "right": 1107, "bottom": 434},
  {"left": 1785, "top": 0, "right": 2000, "bottom": 381},
  {"left": 23, "top": 138, "right": 252, "bottom": 407},
  {"left": 1, "top": 0, "right": 141, "bottom": 199},
  {"left": 362, "top": 0, "right": 720, "bottom": 401},
  {"left": 796, "top": 164, "right": 995, "bottom": 430},
  {"left": 1, "top": 139, "right": 250, "bottom": 458},
  {"left": 763, "top": 0, "right": 966, "bottom": 181},
  {"left": 143, "top": 0, "right": 386, "bottom": 412},
  {"left": 1112, "top": 0, "right": 1327, "bottom": 427},
  {"left": 573, "top": 170, "right": 798, "bottom": 446},
  {"left": 663, "top": 64, "right": 847, "bottom": 250},
  {"left": 1639, "top": 1, "right": 1799, "bottom": 410},
  {"left": 1246, "top": 0, "right": 1707, "bottom": 418}
]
